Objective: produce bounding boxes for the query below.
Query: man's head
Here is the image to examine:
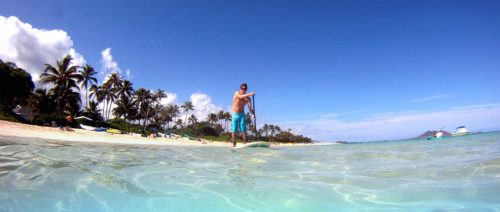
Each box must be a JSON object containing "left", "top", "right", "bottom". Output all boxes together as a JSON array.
[{"left": 240, "top": 83, "right": 247, "bottom": 93}]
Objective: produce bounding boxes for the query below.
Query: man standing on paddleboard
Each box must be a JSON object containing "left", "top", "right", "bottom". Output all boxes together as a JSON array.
[{"left": 231, "top": 83, "right": 255, "bottom": 147}]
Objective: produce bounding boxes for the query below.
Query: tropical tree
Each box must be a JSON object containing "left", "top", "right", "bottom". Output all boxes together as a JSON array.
[
  {"left": 207, "top": 113, "right": 218, "bottom": 126},
  {"left": 39, "top": 55, "right": 83, "bottom": 114},
  {"left": 164, "top": 103, "right": 179, "bottom": 129},
  {"left": 113, "top": 95, "right": 136, "bottom": 121},
  {"left": 134, "top": 88, "right": 153, "bottom": 131},
  {"left": 102, "top": 73, "right": 122, "bottom": 119},
  {"left": 0, "top": 59, "right": 35, "bottom": 109},
  {"left": 188, "top": 114, "right": 198, "bottom": 127},
  {"left": 175, "top": 119, "right": 183, "bottom": 129},
  {"left": 89, "top": 85, "right": 105, "bottom": 117},
  {"left": 223, "top": 112, "right": 231, "bottom": 132},
  {"left": 79, "top": 64, "right": 97, "bottom": 108},
  {"left": 100, "top": 83, "right": 115, "bottom": 119},
  {"left": 116, "top": 80, "right": 134, "bottom": 98},
  {"left": 82, "top": 100, "right": 103, "bottom": 122},
  {"left": 181, "top": 101, "right": 194, "bottom": 128},
  {"left": 217, "top": 110, "right": 225, "bottom": 128}
]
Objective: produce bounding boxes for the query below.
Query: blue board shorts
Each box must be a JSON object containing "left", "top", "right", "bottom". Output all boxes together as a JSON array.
[{"left": 231, "top": 112, "right": 246, "bottom": 133}]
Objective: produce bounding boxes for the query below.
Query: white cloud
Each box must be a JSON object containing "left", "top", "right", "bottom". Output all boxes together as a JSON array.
[
  {"left": 125, "top": 69, "right": 131, "bottom": 79},
  {"left": 100, "top": 48, "right": 132, "bottom": 82},
  {"left": 277, "top": 104, "right": 500, "bottom": 142},
  {"left": 0, "top": 16, "right": 85, "bottom": 82},
  {"left": 409, "top": 94, "right": 449, "bottom": 102},
  {"left": 160, "top": 92, "right": 178, "bottom": 106},
  {"left": 188, "top": 93, "right": 223, "bottom": 121}
]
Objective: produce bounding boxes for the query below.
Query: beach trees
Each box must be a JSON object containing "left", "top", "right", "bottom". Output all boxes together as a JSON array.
[
  {"left": 28, "top": 89, "right": 55, "bottom": 115},
  {"left": 116, "top": 80, "right": 134, "bottom": 98},
  {"left": 207, "top": 113, "right": 217, "bottom": 127},
  {"left": 89, "top": 85, "right": 106, "bottom": 117},
  {"left": 135, "top": 88, "right": 153, "bottom": 130},
  {"left": 102, "top": 73, "right": 122, "bottom": 119},
  {"left": 164, "top": 103, "right": 179, "bottom": 129},
  {"left": 113, "top": 95, "right": 136, "bottom": 121},
  {"left": 79, "top": 64, "right": 97, "bottom": 108},
  {"left": 223, "top": 112, "right": 231, "bottom": 132},
  {"left": 82, "top": 100, "right": 103, "bottom": 122},
  {"left": 175, "top": 119, "right": 183, "bottom": 129},
  {"left": 40, "top": 55, "right": 83, "bottom": 114},
  {"left": 217, "top": 110, "right": 225, "bottom": 128},
  {"left": 188, "top": 114, "right": 198, "bottom": 127},
  {"left": 0, "top": 60, "right": 35, "bottom": 110},
  {"left": 181, "top": 101, "right": 194, "bottom": 128}
]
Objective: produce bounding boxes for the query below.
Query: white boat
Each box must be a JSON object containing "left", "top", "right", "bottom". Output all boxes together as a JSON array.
[
  {"left": 451, "top": 126, "right": 470, "bottom": 136},
  {"left": 80, "top": 124, "right": 97, "bottom": 131}
]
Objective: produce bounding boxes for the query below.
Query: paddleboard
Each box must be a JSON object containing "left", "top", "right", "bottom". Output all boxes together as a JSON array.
[
  {"left": 107, "top": 128, "right": 122, "bottom": 134},
  {"left": 235, "top": 141, "right": 270, "bottom": 148}
]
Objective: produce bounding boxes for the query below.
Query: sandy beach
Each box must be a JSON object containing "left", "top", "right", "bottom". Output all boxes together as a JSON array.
[
  {"left": 0, "top": 120, "right": 231, "bottom": 147},
  {"left": 0, "top": 120, "right": 314, "bottom": 147}
]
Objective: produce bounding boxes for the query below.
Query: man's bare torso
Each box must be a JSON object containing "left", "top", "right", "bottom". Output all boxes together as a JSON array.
[{"left": 232, "top": 91, "right": 250, "bottom": 113}]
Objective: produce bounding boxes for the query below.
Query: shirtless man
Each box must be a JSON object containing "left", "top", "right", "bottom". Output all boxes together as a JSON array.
[{"left": 231, "top": 83, "right": 255, "bottom": 147}]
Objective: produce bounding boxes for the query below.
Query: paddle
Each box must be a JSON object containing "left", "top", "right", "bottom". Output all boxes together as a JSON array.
[{"left": 252, "top": 95, "right": 258, "bottom": 141}]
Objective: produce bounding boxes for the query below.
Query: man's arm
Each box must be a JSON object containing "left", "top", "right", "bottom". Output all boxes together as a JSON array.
[
  {"left": 235, "top": 92, "right": 255, "bottom": 99},
  {"left": 247, "top": 98, "right": 255, "bottom": 115}
]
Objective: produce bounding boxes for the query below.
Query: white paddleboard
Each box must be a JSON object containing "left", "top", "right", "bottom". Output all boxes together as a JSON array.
[{"left": 235, "top": 141, "right": 270, "bottom": 149}]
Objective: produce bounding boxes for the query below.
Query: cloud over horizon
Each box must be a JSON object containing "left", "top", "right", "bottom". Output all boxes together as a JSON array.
[
  {"left": 0, "top": 16, "right": 85, "bottom": 82},
  {"left": 189, "top": 93, "right": 223, "bottom": 122},
  {"left": 277, "top": 104, "right": 500, "bottom": 142},
  {"left": 100, "top": 48, "right": 131, "bottom": 82}
]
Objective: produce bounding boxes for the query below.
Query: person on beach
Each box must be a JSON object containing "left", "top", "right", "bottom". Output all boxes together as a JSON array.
[
  {"left": 231, "top": 83, "right": 255, "bottom": 147},
  {"left": 65, "top": 113, "right": 74, "bottom": 131}
]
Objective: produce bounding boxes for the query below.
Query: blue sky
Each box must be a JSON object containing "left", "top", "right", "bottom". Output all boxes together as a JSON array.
[{"left": 1, "top": 0, "right": 500, "bottom": 141}]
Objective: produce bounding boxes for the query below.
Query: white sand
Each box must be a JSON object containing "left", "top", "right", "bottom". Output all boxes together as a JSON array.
[
  {"left": 0, "top": 120, "right": 229, "bottom": 147},
  {"left": 0, "top": 120, "right": 315, "bottom": 147},
  {"left": 0, "top": 120, "right": 314, "bottom": 147}
]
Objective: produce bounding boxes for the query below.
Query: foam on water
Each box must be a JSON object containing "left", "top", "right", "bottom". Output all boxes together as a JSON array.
[{"left": 0, "top": 132, "right": 499, "bottom": 211}]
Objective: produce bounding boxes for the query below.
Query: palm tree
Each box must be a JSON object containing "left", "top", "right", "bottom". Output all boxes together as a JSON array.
[
  {"left": 207, "top": 113, "right": 218, "bottom": 126},
  {"left": 28, "top": 88, "right": 55, "bottom": 115},
  {"left": 89, "top": 85, "right": 105, "bottom": 117},
  {"left": 116, "top": 80, "right": 134, "bottom": 98},
  {"left": 224, "top": 112, "right": 232, "bottom": 132},
  {"left": 113, "top": 95, "right": 136, "bottom": 121},
  {"left": 188, "top": 114, "right": 198, "bottom": 127},
  {"left": 262, "top": 124, "right": 270, "bottom": 137},
  {"left": 160, "top": 110, "right": 173, "bottom": 130},
  {"left": 165, "top": 103, "right": 179, "bottom": 129},
  {"left": 104, "top": 72, "right": 122, "bottom": 88},
  {"left": 181, "top": 101, "right": 194, "bottom": 128},
  {"left": 217, "top": 110, "right": 225, "bottom": 128},
  {"left": 223, "top": 112, "right": 231, "bottom": 132},
  {"left": 103, "top": 73, "right": 122, "bottom": 119},
  {"left": 101, "top": 83, "right": 116, "bottom": 120},
  {"left": 39, "top": 55, "right": 83, "bottom": 114},
  {"left": 79, "top": 64, "right": 97, "bottom": 108},
  {"left": 134, "top": 88, "right": 153, "bottom": 131},
  {"left": 83, "top": 100, "right": 103, "bottom": 122},
  {"left": 153, "top": 89, "right": 167, "bottom": 103},
  {"left": 175, "top": 119, "right": 183, "bottom": 129}
]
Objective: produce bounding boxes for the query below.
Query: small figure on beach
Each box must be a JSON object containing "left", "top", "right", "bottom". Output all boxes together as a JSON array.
[
  {"left": 231, "top": 83, "right": 255, "bottom": 147},
  {"left": 65, "top": 113, "right": 74, "bottom": 132}
]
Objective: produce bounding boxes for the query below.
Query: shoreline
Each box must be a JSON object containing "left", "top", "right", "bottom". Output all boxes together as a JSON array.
[{"left": 0, "top": 120, "right": 315, "bottom": 147}]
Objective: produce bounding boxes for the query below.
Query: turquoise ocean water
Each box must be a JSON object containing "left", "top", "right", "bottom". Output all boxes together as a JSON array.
[{"left": 0, "top": 132, "right": 499, "bottom": 211}]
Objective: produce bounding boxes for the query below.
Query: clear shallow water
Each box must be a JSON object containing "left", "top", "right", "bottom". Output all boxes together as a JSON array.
[{"left": 0, "top": 133, "right": 499, "bottom": 211}]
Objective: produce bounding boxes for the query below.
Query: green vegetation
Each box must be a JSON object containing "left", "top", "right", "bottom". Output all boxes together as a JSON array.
[{"left": 0, "top": 56, "right": 312, "bottom": 144}]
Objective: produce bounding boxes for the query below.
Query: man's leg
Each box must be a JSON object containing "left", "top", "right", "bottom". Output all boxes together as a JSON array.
[
  {"left": 242, "top": 132, "right": 247, "bottom": 144},
  {"left": 231, "top": 132, "right": 236, "bottom": 147}
]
